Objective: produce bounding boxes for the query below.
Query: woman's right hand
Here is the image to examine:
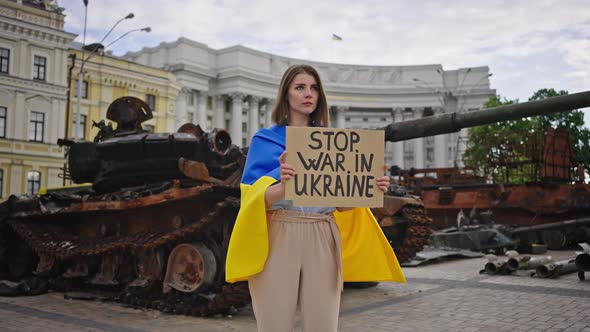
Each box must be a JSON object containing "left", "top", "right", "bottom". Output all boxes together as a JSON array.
[
  {"left": 279, "top": 151, "right": 296, "bottom": 184},
  {"left": 265, "top": 151, "right": 295, "bottom": 207}
]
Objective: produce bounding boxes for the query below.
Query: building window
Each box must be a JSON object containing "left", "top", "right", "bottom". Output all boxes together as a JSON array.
[
  {"left": 207, "top": 116, "right": 212, "bottom": 130},
  {"left": 363, "top": 118, "right": 368, "bottom": 122},
  {"left": 0, "top": 106, "right": 6, "bottom": 138},
  {"left": 242, "top": 122, "right": 247, "bottom": 132},
  {"left": 27, "top": 171, "right": 41, "bottom": 195},
  {"left": 74, "top": 80, "right": 88, "bottom": 99},
  {"left": 29, "top": 111, "right": 44, "bottom": 142},
  {"left": 423, "top": 107, "right": 434, "bottom": 117},
  {"left": 0, "top": 169, "right": 3, "bottom": 198},
  {"left": 33, "top": 55, "right": 47, "bottom": 80},
  {"left": 144, "top": 124, "right": 154, "bottom": 133},
  {"left": 73, "top": 114, "right": 86, "bottom": 139},
  {"left": 146, "top": 94, "right": 156, "bottom": 111},
  {"left": 0, "top": 48, "right": 9, "bottom": 74}
]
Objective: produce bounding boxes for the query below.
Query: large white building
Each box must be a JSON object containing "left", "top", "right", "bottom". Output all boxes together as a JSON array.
[
  {"left": 125, "top": 38, "right": 495, "bottom": 170},
  {"left": 0, "top": 0, "right": 76, "bottom": 198}
]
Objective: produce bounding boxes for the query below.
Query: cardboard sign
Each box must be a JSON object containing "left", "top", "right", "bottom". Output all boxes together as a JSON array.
[{"left": 285, "top": 127, "right": 384, "bottom": 208}]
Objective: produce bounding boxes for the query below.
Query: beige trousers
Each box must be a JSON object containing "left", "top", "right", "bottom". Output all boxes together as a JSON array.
[{"left": 248, "top": 210, "right": 343, "bottom": 332}]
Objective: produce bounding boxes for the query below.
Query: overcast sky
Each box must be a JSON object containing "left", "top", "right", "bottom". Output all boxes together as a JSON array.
[{"left": 60, "top": 0, "right": 589, "bottom": 125}]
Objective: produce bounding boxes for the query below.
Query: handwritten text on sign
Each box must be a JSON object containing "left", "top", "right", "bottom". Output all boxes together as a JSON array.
[{"left": 285, "top": 127, "right": 384, "bottom": 207}]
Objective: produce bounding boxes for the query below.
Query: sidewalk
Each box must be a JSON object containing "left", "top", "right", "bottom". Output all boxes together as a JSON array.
[{"left": 1, "top": 250, "right": 588, "bottom": 331}]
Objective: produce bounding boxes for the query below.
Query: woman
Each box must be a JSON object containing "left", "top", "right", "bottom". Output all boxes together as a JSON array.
[{"left": 226, "top": 64, "right": 405, "bottom": 332}]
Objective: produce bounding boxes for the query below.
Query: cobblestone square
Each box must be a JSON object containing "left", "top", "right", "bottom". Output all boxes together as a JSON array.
[{"left": 1, "top": 250, "right": 588, "bottom": 331}]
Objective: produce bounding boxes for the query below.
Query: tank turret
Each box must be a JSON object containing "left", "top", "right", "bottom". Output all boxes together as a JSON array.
[{"left": 61, "top": 96, "right": 244, "bottom": 193}]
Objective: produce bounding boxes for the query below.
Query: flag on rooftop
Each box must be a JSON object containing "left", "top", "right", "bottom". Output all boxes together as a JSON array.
[{"left": 332, "top": 34, "right": 343, "bottom": 41}]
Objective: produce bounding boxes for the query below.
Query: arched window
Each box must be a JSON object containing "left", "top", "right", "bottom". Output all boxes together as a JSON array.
[{"left": 26, "top": 171, "right": 41, "bottom": 195}]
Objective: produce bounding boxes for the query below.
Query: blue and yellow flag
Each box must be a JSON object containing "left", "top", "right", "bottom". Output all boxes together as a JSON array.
[{"left": 225, "top": 125, "right": 405, "bottom": 283}]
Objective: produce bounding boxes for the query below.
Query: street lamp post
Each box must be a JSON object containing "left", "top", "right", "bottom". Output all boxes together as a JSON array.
[
  {"left": 457, "top": 73, "right": 493, "bottom": 112},
  {"left": 104, "top": 27, "right": 151, "bottom": 49},
  {"left": 73, "top": 4, "right": 139, "bottom": 140},
  {"left": 412, "top": 78, "right": 445, "bottom": 105}
]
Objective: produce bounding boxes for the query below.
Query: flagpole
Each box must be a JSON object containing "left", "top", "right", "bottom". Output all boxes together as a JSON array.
[{"left": 331, "top": 33, "right": 342, "bottom": 63}]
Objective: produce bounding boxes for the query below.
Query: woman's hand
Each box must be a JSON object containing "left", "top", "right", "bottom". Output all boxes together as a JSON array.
[
  {"left": 376, "top": 175, "right": 390, "bottom": 193},
  {"left": 265, "top": 150, "right": 294, "bottom": 207},
  {"left": 279, "top": 151, "right": 295, "bottom": 184}
]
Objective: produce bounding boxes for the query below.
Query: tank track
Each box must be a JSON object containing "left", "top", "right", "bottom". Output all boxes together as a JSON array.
[
  {"left": 372, "top": 198, "right": 434, "bottom": 263},
  {"left": 7, "top": 185, "right": 223, "bottom": 260},
  {"left": 394, "top": 204, "right": 434, "bottom": 263},
  {"left": 4, "top": 186, "right": 251, "bottom": 316}
]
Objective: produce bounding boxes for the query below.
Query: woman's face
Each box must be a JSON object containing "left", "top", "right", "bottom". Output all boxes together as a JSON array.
[{"left": 287, "top": 72, "right": 319, "bottom": 119}]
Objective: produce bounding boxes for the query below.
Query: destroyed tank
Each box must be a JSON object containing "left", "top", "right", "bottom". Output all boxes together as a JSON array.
[
  {"left": 0, "top": 97, "right": 249, "bottom": 315},
  {"left": 1, "top": 91, "right": 590, "bottom": 315},
  {"left": 375, "top": 90, "right": 590, "bottom": 253}
]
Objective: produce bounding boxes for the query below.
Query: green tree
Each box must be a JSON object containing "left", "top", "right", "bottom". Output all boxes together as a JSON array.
[
  {"left": 528, "top": 89, "right": 590, "bottom": 175},
  {"left": 463, "top": 89, "right": 590, "bottom": 183}
]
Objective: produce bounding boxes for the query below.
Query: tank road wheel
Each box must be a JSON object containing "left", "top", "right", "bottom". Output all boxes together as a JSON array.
[{"left": 163, "top": 242, "right": 217, "bottom": 294}]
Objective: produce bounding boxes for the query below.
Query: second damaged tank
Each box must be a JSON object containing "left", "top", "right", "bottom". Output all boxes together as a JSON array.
[
  {"left": 371, "top": 90, "right": 590, "bottom": 257},
  {"left": 1, "top": 97, "right": 249, "bottom": 315}
]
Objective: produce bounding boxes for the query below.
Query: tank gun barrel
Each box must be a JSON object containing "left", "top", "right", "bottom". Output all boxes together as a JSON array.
[{"left": 382, "top": 90, "right": 590, "bottom": 142}]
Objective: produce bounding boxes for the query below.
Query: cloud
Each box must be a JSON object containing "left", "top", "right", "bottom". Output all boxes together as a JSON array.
[{"left": 59, "top": 0, "right": 590, "bottom": 111}]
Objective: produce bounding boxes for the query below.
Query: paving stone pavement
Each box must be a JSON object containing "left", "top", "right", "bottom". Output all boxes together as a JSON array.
[{"left": 1, "top": 250, "right": 589, "bottom": 331}]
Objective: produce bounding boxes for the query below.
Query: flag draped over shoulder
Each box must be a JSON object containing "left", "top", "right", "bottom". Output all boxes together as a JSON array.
[{"left": 225, "top": 125, "right": 406, "bottom": 283}]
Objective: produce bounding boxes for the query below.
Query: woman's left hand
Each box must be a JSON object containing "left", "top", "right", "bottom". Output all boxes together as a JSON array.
[{"left": 376, "top": 175, "right": 390, "bottom": 193}]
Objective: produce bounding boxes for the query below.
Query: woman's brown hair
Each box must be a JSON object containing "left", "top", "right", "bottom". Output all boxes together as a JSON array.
[{"left": 272, "top": 64, "right": 329, "bottom": 127}]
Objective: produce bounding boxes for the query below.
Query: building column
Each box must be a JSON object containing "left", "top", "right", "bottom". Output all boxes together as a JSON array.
[
  {"left": 49, "top": 98, "right": 60, "bottom": 143},
  {"left": 10, "top": 163, "right": 23, "bottom": 195},
  {"left": 392, "top": 108, "right": 404, "bottom": 169},
  {"left": 434, "top": 107, "right": 447, "bottom": 168},
  {"left": 56, "top": 99, "right": 66, "bottom": 141},
  {"left": 413, "top": 108, "right": 425, "bottom": 169},
  {"left": 248, "top": 96, "right": 260, "bottom": 141},
  {"left": 265, "top": 99, "right": 275, "bottom": 127},
  {"left": 47, "top": 167, "right": 62, "bottom": 189},
  {"left": 18, "top": 40, "right": 27, "bottom": 77},
  {"left": 53, "top": 48, "right": 63, "bottom": 85},
  {"left": 213, "top": 95, "right": 226, "bottom": 129},
  {"left": 14, "top": 92, "right": 25, "bottom": 140},
  {"left": 197, "top": 91, "right": 208, "bottom": 128},
  {"left": 175, "top": 88, "right": 188, "bottom": 130},
  {"left": 336, "top": 106, "right": 347, "bottom": 128},
  {"left": 230, "top": 92, "right": 244, "bottom": 146}
]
